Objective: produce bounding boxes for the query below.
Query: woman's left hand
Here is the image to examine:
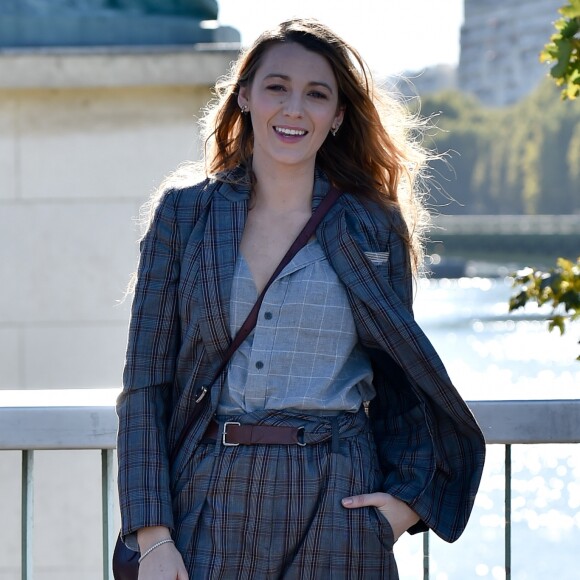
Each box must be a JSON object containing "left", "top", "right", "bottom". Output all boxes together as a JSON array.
[{"left": 341, "top": 492, "right": 420, "bottom": 542}]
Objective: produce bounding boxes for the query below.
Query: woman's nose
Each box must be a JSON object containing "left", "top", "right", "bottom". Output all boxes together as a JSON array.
[{"left": 283, "top": 93, "right": 304, "bottom": 118}]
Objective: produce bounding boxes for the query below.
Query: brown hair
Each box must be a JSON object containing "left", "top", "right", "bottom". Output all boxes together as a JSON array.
[
  {"left": 200, "top": 18, "right": 430, "bottom": 272},
  {"left": 146, "top": 18, "right": 431, "bottom": 274}
]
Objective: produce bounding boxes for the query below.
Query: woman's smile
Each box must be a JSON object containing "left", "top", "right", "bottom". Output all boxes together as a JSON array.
[{"left": 273, "top": 125, "right": 309, "bottom": 139}]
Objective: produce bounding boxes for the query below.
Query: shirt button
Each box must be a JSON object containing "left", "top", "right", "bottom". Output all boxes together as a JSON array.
[
  {"left": 264, "top": 312, "right": 273, "bottom": 320},
  {"left": 255, "top": 361, "right": 264, "bottom": 370}
]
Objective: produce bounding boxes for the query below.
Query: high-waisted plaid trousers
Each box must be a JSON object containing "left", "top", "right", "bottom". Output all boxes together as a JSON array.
[{"left": 172, "top": 408, "right": 398, "bottom": 579}]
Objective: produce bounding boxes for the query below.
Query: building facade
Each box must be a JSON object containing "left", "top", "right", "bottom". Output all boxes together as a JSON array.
[{"left": 459, "top": 0, "right": 562, "bottom": 106}]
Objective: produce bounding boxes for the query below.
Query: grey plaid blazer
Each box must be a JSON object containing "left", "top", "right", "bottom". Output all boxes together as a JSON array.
[{"left": 117, "top": 170, "right": 486, "bottom": 545}]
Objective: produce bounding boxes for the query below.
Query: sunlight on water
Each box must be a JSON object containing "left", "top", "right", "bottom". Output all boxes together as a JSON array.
[
  {"left": 392, "top": 277, "right": 580, "bottom": 579},
  {"left": 414, "top": 276, "right": 580, "bottom": 401},
  {"left": 395, "top": 444, "right": 580, "bottom": 579}
]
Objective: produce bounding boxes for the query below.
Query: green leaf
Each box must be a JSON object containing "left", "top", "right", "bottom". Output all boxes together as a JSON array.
[
  {"left": 552, "top": 60, "right": 571, "bottom": 79},
  {"left": 508, "top": 291, "right": 529, "bottom": 312},
  {"left": 561, "top": 5, "right": 580, "bottom": 18},
  {"left": 549, "top": 315, "right": 566, "bottom": 334},
  {"left": 561, "top": 17, "right": 580, "bottom": 37},
  {"left": 555, "top": 18, "right": 568, "bottom": 32},
  {"left": 556, "top": 36, "right": 574, "bottom": 57},
  {"left": 561, "top": 289, "right": 580, "bottom": 311},
  {"left": 509, "top": 257, "right": 580, "bottom": 359},
  {"left": 566, "top": 83, "right": 580, "bottom": 99},
  {"left": 540, "top": 44, "right": 560, "bottom": 62}
]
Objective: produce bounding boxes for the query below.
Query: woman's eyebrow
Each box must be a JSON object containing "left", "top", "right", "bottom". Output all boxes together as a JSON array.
[{"left": 262, "top": 73, "right": 334, "bottom": 93}]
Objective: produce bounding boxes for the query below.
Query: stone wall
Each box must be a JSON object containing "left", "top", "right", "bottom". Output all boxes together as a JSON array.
[
  {"left": 0, "top": 46, "right": 237, "bottom": 579},
  {"left": 0, "top": 47, "right": 237, "bottom": 391}
]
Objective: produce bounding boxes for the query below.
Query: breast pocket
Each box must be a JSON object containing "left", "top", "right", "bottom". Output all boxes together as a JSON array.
[
  {"left": 364, "top": 251, "right": 390, "bottom": 266},
  {"left": 365, "top": 250, "right": 392, "bottom": 276}
]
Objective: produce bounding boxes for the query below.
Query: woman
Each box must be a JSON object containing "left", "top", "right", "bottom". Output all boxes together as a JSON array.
[{"left": 117, "top": 18, "right": 486, "bottom": 580}]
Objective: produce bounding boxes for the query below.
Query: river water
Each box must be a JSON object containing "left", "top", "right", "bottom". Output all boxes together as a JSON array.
[
  {"left": 414, "top": 275, "right": 579, "bottom": 402},
  {"left": 394, "top": 276, "right": 580, "bottom": 579}
]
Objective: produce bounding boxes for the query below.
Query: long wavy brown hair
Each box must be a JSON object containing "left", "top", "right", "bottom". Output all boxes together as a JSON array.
[
  {"left": 154, "top": 18, "right": 431, "bottom": 273},
  {"left": 202, "top": 18, "right": 430, "bottom": 271}
]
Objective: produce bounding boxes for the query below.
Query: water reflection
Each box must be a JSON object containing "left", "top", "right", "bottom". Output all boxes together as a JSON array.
[
  {"left": 392, "top": 277, "right": 580, "bottom": 579},
  {"left": 414, "top": 276, "right": 580, "bottom": 401}
]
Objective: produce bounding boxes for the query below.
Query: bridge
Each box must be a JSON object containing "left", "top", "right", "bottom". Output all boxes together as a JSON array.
[
  {"left": 427, "top": 214, "right": 580, "bottom": 261},
  {"left": 431, "top": 214, "right": 580, "bottom": 236}
]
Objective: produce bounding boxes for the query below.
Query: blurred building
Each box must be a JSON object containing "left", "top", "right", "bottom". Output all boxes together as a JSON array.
[
  {"left": 459, "top": 0, "right": 562, "bottom": 106},
  {"left": 410, "top": 64, "right": 458, "bottom": 95},
  {"left": 384, "top": 64, "right": 458, "bottom": 99}
]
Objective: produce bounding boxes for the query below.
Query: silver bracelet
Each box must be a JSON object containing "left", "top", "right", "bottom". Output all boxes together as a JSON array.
[{"left": 138, "top": 538, "right": 174, "bottom": 564}]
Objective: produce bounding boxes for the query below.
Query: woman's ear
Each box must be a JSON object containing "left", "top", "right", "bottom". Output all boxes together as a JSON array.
[
  {"left": 335, "top": 105, "right": 346, "bottom": 128},
  {"left": 237, "top": 85, "right": 250, "bottom": 111}
]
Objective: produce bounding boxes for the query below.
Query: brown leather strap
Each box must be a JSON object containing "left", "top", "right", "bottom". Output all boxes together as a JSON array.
[
  {"left": 203, "top": 421, "right": 306, "bottom": 446},
  {"left": 207, "top": 185, "right": 343, "bottom": 386},
  {"left": 169, "top": 186, "right": 342, "bottom": 463}
]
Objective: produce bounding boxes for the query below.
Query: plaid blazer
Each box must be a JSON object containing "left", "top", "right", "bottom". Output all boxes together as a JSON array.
[{"left": 117, "top": 170, "right": 486, "bottom": 545}]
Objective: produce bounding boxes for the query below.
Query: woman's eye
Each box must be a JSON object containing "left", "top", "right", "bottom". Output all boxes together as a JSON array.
[
  {"left": 266, "top": 84, "right": 286, "bottom": 92},
  {"left": 309, "top": 91, "right": 328, "bottom": 100}
]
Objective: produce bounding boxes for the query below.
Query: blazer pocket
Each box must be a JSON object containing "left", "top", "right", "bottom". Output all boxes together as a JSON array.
[{"left": 364, "top": 251, "right": 390, "bottom": 266}]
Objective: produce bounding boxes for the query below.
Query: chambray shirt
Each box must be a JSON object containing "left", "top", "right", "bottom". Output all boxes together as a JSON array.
[{"left": 218, "top": 239, "right": 375, "bottom": 415}]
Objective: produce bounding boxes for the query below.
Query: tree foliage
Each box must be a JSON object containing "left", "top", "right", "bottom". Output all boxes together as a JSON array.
[
  {"left": 540, "top": 0, "right": 580, "bottom": 100},
  {"left": 509, "top": 257, "right": 580, "bottom": 360},
  {"left": 420, "top": 82, "right": 580, "bottom": 215}
]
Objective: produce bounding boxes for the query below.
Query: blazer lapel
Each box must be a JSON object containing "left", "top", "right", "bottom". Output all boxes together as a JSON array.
[
  {"left": 197, "top": 180, "right": 249, "bottom": 364},
  {"left": 319, "top": 204, "right": 483, "bottom": 426}
]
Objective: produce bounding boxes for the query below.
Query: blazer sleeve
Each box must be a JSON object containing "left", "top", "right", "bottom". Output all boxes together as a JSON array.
[
  {"left": 367, "top": 224, "right": 433, "bottom": 533},
  {"left": 373, "top": 228, "right": 485, "bottom": 541},
  {"left": 116, "top": 190, "right": 182, "bottom": 546}
]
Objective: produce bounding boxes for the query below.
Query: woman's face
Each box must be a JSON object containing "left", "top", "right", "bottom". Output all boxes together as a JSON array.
[{"left": 238, "top": 42, "right": 344, "bottom": 174}]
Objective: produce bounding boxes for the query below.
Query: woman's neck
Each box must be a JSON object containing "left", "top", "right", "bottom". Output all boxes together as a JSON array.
[{"left": 251, "top": 159, "right": 315, "bottom": 213}]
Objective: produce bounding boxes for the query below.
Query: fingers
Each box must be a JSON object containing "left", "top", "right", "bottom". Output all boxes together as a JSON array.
[
  {"left": 176, "top": 549, "right": 189, "bottom": 580},
  {"left": 341, "top": 492, "right": 389, "bottom": 509},
  {"left": 137, "top": 543, "right": 188, "bottom": 580},
  {"left": 175, "top": 551, "right": 189, "bottom": 580}
]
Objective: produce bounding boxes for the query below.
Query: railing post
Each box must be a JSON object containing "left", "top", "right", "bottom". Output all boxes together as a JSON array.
[
  {"left": 505, "top": 444, "right": 511, "bottom": 580},
  {"left": 21, "top": 449, "right": 34, "bottom": 580},
  {"left": 423, "top": 530, "right": 430, "bottom": 580},
  {"left": 102, "top": 449, "right": 115, "bottom": 580}
]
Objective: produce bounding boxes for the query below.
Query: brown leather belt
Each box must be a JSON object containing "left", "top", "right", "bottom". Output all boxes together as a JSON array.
[{"left": 203, "top": 421, "right": 306, "bottom": 446}]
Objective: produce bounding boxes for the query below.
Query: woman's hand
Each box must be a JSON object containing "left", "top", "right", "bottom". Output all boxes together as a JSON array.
[
  {"left": 341, "top": 492, "right": 420, "bottom": 542},
  {"left": 137, "top": 526, "right": 189, "bottom": 580}
]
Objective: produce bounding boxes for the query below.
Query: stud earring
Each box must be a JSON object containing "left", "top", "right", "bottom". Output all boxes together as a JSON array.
[
  {"left": 240, "top": 105, "right": 249, "bottom": 114},
  {"left": 331, "top": 125, "right": 339, "bottom": 137}
]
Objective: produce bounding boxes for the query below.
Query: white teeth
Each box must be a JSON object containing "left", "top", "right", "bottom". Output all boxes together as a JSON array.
[{"left": 275, "top": 127, "right": 306, "bottom": 136}]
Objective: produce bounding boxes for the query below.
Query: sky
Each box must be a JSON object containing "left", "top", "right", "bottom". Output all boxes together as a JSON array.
[{"left": 217, "top": 0, "right": 465, "bottom": 77}]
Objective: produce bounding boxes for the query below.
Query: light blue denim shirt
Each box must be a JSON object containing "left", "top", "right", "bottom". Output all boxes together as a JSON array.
[{"left": 218, "top": 239, "right": 375, "bottom": 415}]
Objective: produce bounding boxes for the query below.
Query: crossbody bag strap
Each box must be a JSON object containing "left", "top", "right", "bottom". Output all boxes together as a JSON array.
[{"left": 169, "top": 185, "right": 342, "bottom": 462}]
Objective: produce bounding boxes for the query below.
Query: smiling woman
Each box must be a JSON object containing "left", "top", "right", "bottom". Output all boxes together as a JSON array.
[
  {"left": 115, "top": 17, "right": 485, "bottom": 580},
  {"left": 237, "top": 44, "right": 342, "bottom": 196}
]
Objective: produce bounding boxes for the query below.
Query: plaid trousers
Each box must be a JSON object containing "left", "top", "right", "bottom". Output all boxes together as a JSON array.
[{"left": 172, "top": 409, "right": 398, "bottom": 579}]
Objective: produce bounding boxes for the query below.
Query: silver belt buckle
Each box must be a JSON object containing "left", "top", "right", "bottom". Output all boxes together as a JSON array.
[
  {"left": 297, "top": 426, "right": 306, "bottom": 447},
  {"left": 222, "top": 421, "right": 241, "bottom": 446}
]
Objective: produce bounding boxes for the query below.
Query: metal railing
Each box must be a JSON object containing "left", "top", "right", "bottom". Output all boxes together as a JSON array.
[{"left": 1, "top": 390, "right": 579, "bottom": 580}]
